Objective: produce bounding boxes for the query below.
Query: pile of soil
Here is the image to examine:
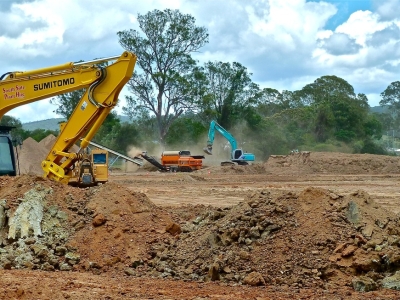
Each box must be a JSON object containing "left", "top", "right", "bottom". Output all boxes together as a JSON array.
[
  {"left": 197, "top": 151, "right": 400, "bottom": 175},
  {"left": 264, "top": 151, "right": 400, "bottom": 175},
  {"left": 16, "top": 135, "right": 97, "bottom": 176},
  {"left": 142, "top": 187, "right": 400, "bottom": 292},
  {"left": 0, "top": 175, "right": 174, "bottom": 275},
  {"left": 15, "top": 137, "right": 49, "bottom": 175},
  {"left": 1, "top": 174, "right": 400, "bottom": 294}
]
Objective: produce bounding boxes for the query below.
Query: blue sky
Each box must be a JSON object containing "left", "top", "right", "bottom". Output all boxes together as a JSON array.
[
  {"left": 322, "top": 0, "right": 372, "bottom": 29},
  {"left": 1, "top": 0, "right": 400, "bottom": 123}
]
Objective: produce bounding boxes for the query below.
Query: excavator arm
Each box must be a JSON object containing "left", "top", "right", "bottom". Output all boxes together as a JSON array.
[
  {"left": 203, "top": 120, "right": 255, "bottom": 165},
  {"left": 203, "top": 120, "right": 238, "bottom": 155},
  {"left": 0, "top": 51, "right": 137, "bottom": 184}
]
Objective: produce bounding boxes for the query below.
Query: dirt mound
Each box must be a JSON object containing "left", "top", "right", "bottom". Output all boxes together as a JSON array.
[
  {"left": 196, "top": 152, "right": 400, "bottom": 176},
  {"left": 0, "top": 175, "right": 174, "bottom": 274},
  {"left": 3, "top": 146, "right": 400, "bottom": 296},
  {"left": 16, "top": 137, "right": 49, "bottom": 175},
  {"left": 38, "top": 134, "right": 57, "bottom": 150},
  {"left": 197, "top": 163, "right": 267, "bottom": 175},
  {"left": 143, "top": 187, "right": 400, "bottom": 291},
  {"left": 265, "top": 151, "right": 400, "bottom": 175}
]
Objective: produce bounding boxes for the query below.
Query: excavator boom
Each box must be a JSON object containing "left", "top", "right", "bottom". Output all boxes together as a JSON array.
[
  {"left": 0, "top": 51, "right": 137, "bottom": 185},
  {"left": 203, "top": 121, "right": 238, "bottom": 155}
]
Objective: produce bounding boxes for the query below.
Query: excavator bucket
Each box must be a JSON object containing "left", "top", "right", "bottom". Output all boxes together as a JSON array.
[{"left": 203, "top": 146, "right": 213, "bottom": 155}]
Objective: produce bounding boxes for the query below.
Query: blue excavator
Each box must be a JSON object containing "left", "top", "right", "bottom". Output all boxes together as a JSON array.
[{"left": 203, "top": 120, "right": 255, "bottom": 166}]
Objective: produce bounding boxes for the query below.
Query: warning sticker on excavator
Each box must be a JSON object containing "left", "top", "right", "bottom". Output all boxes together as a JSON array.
[
  {"left": 80, "top": 101, "right": 87, "bottom": 110},
  {"left": 2, "top": 84, "right": 25, "bottom": 100}
]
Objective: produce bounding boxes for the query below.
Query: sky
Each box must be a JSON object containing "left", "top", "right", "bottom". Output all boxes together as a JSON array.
[{"left": 1, "top": 0, "right": 400, "bottom": 123}]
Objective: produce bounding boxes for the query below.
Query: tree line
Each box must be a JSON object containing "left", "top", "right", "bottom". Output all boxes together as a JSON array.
[{"left": 3, "top": 9, "right": 400, "bottom": 160}]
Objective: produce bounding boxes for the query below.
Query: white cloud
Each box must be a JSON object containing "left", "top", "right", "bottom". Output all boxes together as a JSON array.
[
  {"left": 2, "top": 0, "right": 400, "bottom": 123},
  {"left": 320, "top": 33, "right": 361, "bottom": 55},
  {"left": 373, "top": 0, "right": 400, "bottom": 21}
]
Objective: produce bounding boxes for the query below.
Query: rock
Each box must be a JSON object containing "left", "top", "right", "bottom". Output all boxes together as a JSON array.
[
  {"left": 55, "top": 246, "right": 67, "bottom": 256},
  {"left": 362, "top": 224, "right": 374, "bottom": 238},
  {"left": 165, "top": 222, "right": 182, "bottom": 235},
  {"left": 24, "top": 237, "right": 36, "bottom": 245},
  {"left": 382, "top": 271, "right": 400, "bottom": 290},
  {"left": 342, "top": 245, "right": 358, "bottom": 257},
  {"left": 89, "top": 262, "right": 102, "bottom": 269},
  {"left": 60, "top": 263, "right": 72, "bottom": 271},
  {"left": 249, "top": 226, "right": 260, "bottom": 239},
  {"left": 207, "top": 262, "right": 220, "bottom": 281},
  {"left": 333, "top": 243, "right": 346, "bottom": 254},
  {"left": 56, "top": 211, "right": 68, "bottom": 220},
  {"left": 346, "top": 200, "right": 360, "bottom": 224},
  {"left": 243, "top": 272, "right": 266, "bottom": 286},
  {"left": 74, "top": 220, "right": 86, "bottom": 230},
  {"left": 2, "top": 259, "right": 12, "bottom": 270},
  {"left": 124, "top": 268, "right": 136, "bottom": 276},
  {"left": 352, "top": 276, "right": 377, "bottom": 292},
  {"left": 65, "top": 252, "right": 80, "bottom": 265},
  {"left": 352, "top": 254, "right": 381, "bottom": 272},
  {"left": 92, "top": 214, "right": 106, "bottom": 227},
  {"left": 0, "top": 200, "right": 6, "bottom": 229},
  {"left": 41, "top": 262, "right": 55, "bottom": 271},
  {"left": 130, "top": 259, "right": 143, "bottom": 268},
  {"left": 30, "top": 244, "right": 49, "bottom": 259}
]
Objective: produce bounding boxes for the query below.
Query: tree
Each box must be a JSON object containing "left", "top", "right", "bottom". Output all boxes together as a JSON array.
[
  {"left": 199, "top": 61, "right": 262, "bottom": 129},
  {"left": 165, "top": 114, "right": 206, "bottom": 146},
  {"left": 117, "top": 9, "right": 209, "bottom": 147},
  {"left": 50, "top": 90, "right": 85, "bottom": 119},
  {"left": 379, "top": 81, "right": 400, "bottom": 131},
  {"left": 25, "top": 128, "right": 59, "bottom": 142},
  {"left": 92, "top": 112, "right": 121, "bottom": 146},
  {"left": 296, "top": 76, "right": 371, "bottom": 142},
  {"left": 109, "top": 122, "right": 143, "bottom": 155},
  {"left": 380, "top": 81, "right": 400, "bottom": 110},
  {"left": 0, "top": 115, "right": 25, "bottom": 144}
]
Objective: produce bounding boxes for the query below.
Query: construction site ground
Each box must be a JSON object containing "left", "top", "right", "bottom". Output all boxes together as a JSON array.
[{"left": 2, "top": 149, "right": 400, "bottom": 299}]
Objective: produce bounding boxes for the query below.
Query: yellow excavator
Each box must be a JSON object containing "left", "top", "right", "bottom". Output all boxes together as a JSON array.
[{"left": 0, "top": 51, "right": 137, "bottom": 186}]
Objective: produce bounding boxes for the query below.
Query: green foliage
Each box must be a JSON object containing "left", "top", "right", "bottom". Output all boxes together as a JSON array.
[
  {"left": 118, "top": 9, "right": 208, "bottom": 145},
  {"left": 107, "top": 122, "right": 143, "bottom": 155},
  {"left": 380, "top": 81, "right": 400, "bottom": 110},
  {"left": 359, "top": 140, "right": 388, "bottom": 155},
  {"left": 0, "top": 115, "right": 24, "bottom": 144},
  {"left": 165, "top": 116, "right": 206, "bottom": 147},
  {"left": 198, "top": 61, "right": 262, "bottom": 129},
  {"left": 302, "top": 140, "right": 353, "bottom": 153},
  {"left": 24, "top": 128, "right": 59, "bottom": 142},
  {"left": 50, "top": 89, "right": 86, "bottom": 119},
  {"left": 378, "top": 81, "right": 400, "bottom": 135},
  {"left": 334, "top": 130, "right": 356, "bottom": 142},
  {"left": 93, "top": 112, "right": 121, "bottom": 146}
]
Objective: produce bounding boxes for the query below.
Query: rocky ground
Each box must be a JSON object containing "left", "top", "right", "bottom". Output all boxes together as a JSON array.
[{"left": 1, "top": 148, "right": 400, "bottom": 299}]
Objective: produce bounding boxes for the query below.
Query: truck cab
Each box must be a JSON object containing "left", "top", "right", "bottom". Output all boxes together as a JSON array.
[{"left": 0, "top": 126, "right": 16, "bottom": 176}]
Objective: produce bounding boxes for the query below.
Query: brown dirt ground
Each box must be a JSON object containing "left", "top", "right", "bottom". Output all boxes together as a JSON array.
[{"left": 2, "top": 146, "right": 400, "bottom": 299}]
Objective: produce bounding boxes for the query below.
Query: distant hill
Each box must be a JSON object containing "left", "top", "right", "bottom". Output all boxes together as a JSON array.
[
  {"left": 22, "top": 115, "right": 131, "bottom": 131},
  {"left": 370, "top": 106, "right": 388, "bottom": 114},
  {"left": 22, "top": 118, "right": 66, "bottom": 131}
]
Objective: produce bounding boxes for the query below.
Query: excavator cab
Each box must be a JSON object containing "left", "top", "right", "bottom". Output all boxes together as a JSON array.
[
  {"left": 233, "top": 149, "right": 243, "bottom": 160},
  {"left": 0, "top": 126, "right": 16, "bottom": 176}
]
